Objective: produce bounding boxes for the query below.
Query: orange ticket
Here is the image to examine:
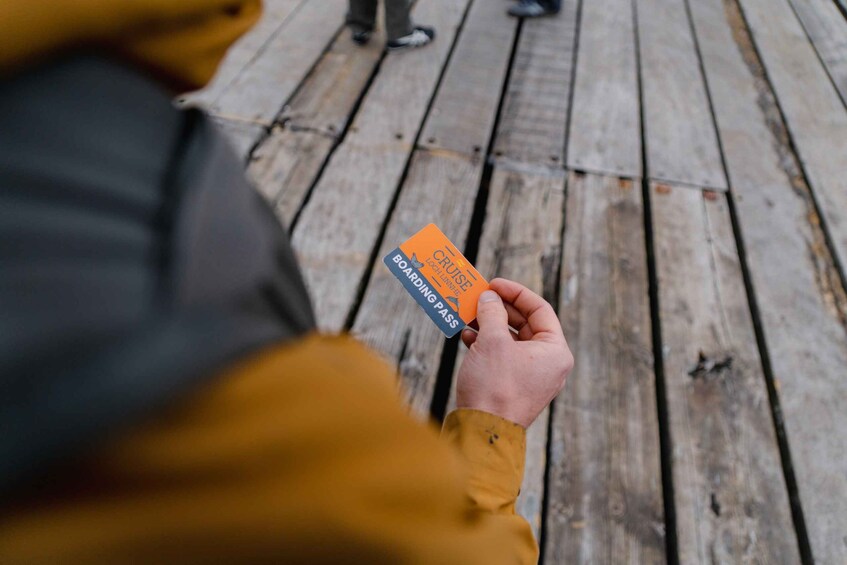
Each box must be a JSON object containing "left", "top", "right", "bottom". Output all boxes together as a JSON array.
[{"left": 383, "top": 224, "right": 489, "bottom": 337}]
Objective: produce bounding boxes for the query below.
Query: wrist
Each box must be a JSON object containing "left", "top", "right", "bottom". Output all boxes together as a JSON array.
[{"left": 455, "top": 391, "right": 529, "bottom": 428}]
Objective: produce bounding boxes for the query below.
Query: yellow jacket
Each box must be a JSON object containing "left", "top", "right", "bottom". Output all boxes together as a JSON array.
[
  {"left": 0, "top": 336, "right": 537, "bottom": 562},
  {"left": 0, "top": 3, "right": 537, "bottom": 562},
  {"left": 1, "top": 0, "right": 262, "bottom": 90}
]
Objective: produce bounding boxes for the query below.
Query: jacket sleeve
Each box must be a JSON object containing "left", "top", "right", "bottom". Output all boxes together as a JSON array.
[{"left": 0, "top": 335, "right": 538, "bottom": 564}]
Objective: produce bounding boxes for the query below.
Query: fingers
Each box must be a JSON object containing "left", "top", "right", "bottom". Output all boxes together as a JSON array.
[
  {"left": 504, "top": 302, "right": 534, "bottom": 341},
  {"left": 489, "top": 278, "right": 563, "bottom": 340},
  {"left": 475, "top": 293, "right": 530, "bottom": 336},
  {"left": 462, "top": 325, "right": 520, "bottom": 348},
  {"left": 461, "top": 328, "right": 477, "bottom": 348},
  {"left": 475, "top": 289, "right": 511, "bottom": 342}
]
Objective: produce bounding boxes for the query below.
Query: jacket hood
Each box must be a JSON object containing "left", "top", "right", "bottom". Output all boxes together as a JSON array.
[{"left": 0, "top": 0, "right": 261, "bottom": 90}]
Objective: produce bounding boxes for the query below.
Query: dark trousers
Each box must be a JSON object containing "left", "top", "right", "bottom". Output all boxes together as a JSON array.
[{"left": 346, "top": 0, "right": 413, "bottom": 41}]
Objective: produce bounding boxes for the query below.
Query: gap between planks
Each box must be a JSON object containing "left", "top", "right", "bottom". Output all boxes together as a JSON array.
[{"left": 445, "top": 168, "right": 566, "bottom": 543}]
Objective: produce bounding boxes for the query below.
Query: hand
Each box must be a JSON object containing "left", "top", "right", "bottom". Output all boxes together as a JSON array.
[{"left": 455, "top": 278, "right": 573, "bottom": 428}]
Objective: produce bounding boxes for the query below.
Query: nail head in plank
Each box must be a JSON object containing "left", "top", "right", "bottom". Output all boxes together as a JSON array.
[
  {"left": 692, "top": 0, "right": 847, "bottom": 559},
  {"left": 545, "top": 172, "right": 664, "bottom": 563},
  {"left": 566, "top": 0, "right": 642, "bottom": 178},
  {"left": 635, "top": 0, "right": 726, "bottom": 190},
  {"left": 651, "top": 182, "right": 800, "bottom": 563}
]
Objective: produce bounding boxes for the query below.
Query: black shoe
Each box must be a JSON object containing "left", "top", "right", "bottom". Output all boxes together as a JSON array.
[
  {"left": 386, "top": 26, "right": 436, "bottom": 51},
  {"left": 508, "top": 0, "right": 558, "bottom": 17},
  {"left": 352, "top": 29, "right": 372, "bottom": 45}
]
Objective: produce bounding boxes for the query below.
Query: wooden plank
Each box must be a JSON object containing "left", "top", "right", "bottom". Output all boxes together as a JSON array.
[
  {"left": 789, "top": 0, "right": 847, "bottom": 105},
  {"left": 417, "top": 1, "right": 518, "bottom": 157},
  {"left": 545, "top": 172, "right": 664, "bottom": 563},
  {"left": 566, "top": 0, "right": 642, "bottom": 178},
  {"left": 248, "top": 127, "right": 334, "bottom": 225},
  {"left": 739, "top": 0, "right": 847, "bottom": 280},
  {"left": 179, "top": 0, "right": 306, "bottom": 109},
  {"left": 279, "top": 25, "right": 385, "bottom": 135},
  {"left": 444, "top": 168, "right": 565, "bottom": 542},
  {"left": 635, "top": 0, "right": 726, "bottom": 190},
  {"left": 651, "top": 182, "right": 800, "bottom": 563},
  {"left": 686, "top": 0, "right": 792, "bottom": 192},
  {"left": 293, "top": 0, "right": 510, "bottom": 332},
  {"left": 690, "top": 0, "right": 847, "bottom": 560},
  {"left": 246, "top": 27, "right": 385, "bottom": 225},
  {"left": 212, "top": 0, "right": 347, "bottom": 127},
  {"left": 492, "top": 1, "right": 579, "bottom": 167}
]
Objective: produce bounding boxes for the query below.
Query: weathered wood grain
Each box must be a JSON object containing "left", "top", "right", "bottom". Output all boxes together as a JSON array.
[
  {"left": 686, "top": 0, "right": 791, "bottom": 191},
  {"left": 545, "top": 172, "right": 664, "bottom": 564},
  {"left": 246, "top": 27, "right": 384, "bottom": 225},
  {"left": 492, "top": 0, "right": 579, "bottom": 167},
  {"left": 248, "top": 127, "right": 334, "bottom": 226},
  {"left": 635, "top": 0, "right": 726, "bottom": 190},
  {"left": 417, "top": 0, "right": 517, "bottom": 157},
  {"left": 566, "top": 0, "right": 642, "bottom": 178},
  {"left": 212, "top": 0, "right": 347, "bottom": 127},
  {"left": 738, "top": 0, "right": 847, "bottom": 281},
  {"left": 279, "top": 25, "right": 385, "bottom": 135},
  {"left": 651, "top": 182, "right": 800, "bottom": 563},
  {"left": 446, "top": 168, "right": 566, "bottom": 542},
  {"left": 691, "top": 0, "right": 847, "bottom": 560},
  {"left": 789, "top": 0, "right": 847, "bottom": 105},
  {"left": 179, "top": 0, "right": 306, "bottom": 109},
  {"left": 352, "top": 151, "right": 483, "bottom": 415},
  {"left": 293, "top": 0, "right": 510, "bottom": 332}
]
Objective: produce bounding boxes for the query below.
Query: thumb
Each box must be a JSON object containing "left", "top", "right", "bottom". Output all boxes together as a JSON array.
[{"left": 475, "top": 290, "right": 510, "bottom": 341}]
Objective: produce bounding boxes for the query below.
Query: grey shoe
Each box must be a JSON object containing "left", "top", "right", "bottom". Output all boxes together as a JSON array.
[
  {"left": 387, "top": 26, "right": 436, "bottom": 51},
  {"left": 508, "top": 0, "right": 557, "bottom": 17}
]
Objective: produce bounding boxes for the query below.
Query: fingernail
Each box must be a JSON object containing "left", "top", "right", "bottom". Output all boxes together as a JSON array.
[{"left": 480, "top": 290, "right": 499, "bottom": 303}]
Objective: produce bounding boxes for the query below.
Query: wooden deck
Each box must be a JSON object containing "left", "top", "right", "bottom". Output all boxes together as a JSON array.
[{"left": 181, "top": 0, "right": 847, "bottom": 562}]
